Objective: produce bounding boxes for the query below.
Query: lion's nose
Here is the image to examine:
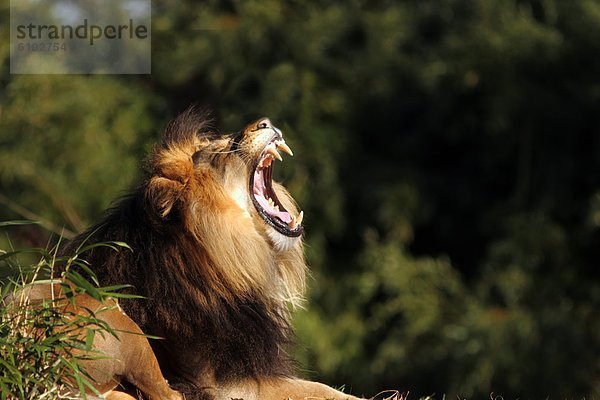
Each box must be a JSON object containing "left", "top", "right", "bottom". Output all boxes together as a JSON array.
[{"left": 272, "top": 125, "right": 283, "bottom": 140}]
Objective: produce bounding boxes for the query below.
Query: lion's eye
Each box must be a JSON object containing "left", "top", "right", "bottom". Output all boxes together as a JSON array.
[{"left": 257, "top": 122, "right": 268, "bottom": 129}]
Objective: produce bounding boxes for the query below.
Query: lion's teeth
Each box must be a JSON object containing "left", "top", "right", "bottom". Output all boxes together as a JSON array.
[
  {"left": 278, "top": 142, "right": 294, "bottom": 157},
  {"left": 261, "top": 156, "right": 273, "bottom": 168},
  {"left": 288, "top": 211, "right": 303, "bottom": 230},
  {"left": 274, "top": 205, "right": 279, "bottom": 212},
  {"left": 289, "top": 216, "right": 297, "bottom": 230},
  {"left": 266, "top": 145, "right": 283, "bottom": 161}
]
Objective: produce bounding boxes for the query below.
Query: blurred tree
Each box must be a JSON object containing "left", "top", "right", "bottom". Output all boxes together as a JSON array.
[
  {"left": 0, "top": 76, "right": 156, "bottom": 232},
  {"left": 1, "top": 0, "right": 598, "bottom": 397}
]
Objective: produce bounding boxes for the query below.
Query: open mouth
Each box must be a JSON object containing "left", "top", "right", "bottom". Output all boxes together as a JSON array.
[{"left": 250, "top": 138, "right": 303, "bottom": 237}]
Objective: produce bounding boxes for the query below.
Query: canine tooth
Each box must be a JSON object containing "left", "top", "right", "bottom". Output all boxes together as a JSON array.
[
  {"left": 277, "top": 142, "right": 294, "bottom": 157},
  {"left": 296, "top": 210, "right": 304, "bottom": 225},
  {"left": 289, "top": 215, "right": 297, "bottom": 230},
  {"left": 274, "top": 205, "right": 279, "bottom": 211},
  {"left": 266, "top": 145, "right": 283, "bottom": 161}
]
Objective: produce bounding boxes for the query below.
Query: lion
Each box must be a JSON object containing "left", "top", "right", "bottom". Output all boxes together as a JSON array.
[
  {"left": 63, "top": 109, "right": 365, "bottom": 400},
  {"left": 5, "top": 282, "right": 182, "bottom": 400}
]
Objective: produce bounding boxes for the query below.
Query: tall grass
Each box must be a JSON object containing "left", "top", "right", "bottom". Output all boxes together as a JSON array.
[{"left": 0, "top": 221, "right": 136, "bottom": 400}]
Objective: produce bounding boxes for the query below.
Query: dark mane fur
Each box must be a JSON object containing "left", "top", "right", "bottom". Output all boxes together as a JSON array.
[
  {"left": 61, "top": 111, "right": 303, "bottom": 399},
  {"left": 161, "top": 107, "right": 217, "bottom": 145}
]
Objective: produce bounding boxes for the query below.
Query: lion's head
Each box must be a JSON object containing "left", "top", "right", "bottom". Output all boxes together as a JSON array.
[
  {"left": 147, "top": 112, "right": 303, "bottom": 238},
  {"left": 142, "top": 109, "right": 307, "bottom": 308}
]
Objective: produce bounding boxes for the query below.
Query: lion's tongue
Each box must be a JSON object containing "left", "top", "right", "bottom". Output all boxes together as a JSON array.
[
  {"left": 253, "top": 170, "right": 292, "bottom": 223},
  {"left": 255, "top": 195, "right": 292, "bottom": 223}
]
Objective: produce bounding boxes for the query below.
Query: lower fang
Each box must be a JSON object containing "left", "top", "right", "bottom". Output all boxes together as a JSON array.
[
  {"left": 297, "top": 211, "right": 304, "bottom": 225},
  {"left": 266, "top": 144, "right": 283, "bottom": 161},
  {"left": 288, "top": 211, "right": 303, "bottom": 230},
  {"left": 289, "top": 216, "right": 297, "bottom": 230}
]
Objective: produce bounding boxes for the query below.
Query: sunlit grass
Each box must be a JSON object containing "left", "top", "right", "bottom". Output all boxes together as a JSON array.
[{"left": 0, "top": 220, "right": 135, "bottom": 400}]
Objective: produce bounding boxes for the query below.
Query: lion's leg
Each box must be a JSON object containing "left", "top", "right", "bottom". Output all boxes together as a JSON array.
[
  {"left": 261, "top": 378, "right": 363, "bottom": 400},
  {"left": 109, "top": 324, "right": 184, "bottom": 400},
  {"left": 216, "top": 377, "right": 364, "bottom": 400},
  {"left": 103, "top": 390, "right": 138, "bottom": 400},
  {"left": 77, "top": 297, "right": 183, "bottom": 400}
]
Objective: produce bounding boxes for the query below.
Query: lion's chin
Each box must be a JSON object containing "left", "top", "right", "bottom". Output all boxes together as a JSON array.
[{"left": 265, "top": 225, "right": 302, "bottom": 252}]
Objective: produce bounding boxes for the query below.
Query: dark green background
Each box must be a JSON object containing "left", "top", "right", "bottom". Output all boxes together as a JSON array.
[{"left": 1, "top": 0, "right": 599, "bottom": 397}]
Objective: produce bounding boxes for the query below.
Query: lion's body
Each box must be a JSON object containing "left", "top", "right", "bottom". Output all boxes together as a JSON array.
[
  {"left": 8, "top": 283, "right": 182, "bottom": 400},
  {"left": 64, "top": 110, "right": 360, "bottom": 400},
  {"left": 68, "top": 192, "right": 295, "bottom": 388}
]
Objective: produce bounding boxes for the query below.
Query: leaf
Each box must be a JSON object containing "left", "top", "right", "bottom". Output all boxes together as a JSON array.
[
  {"left": 67, "top": 262, "right": 100, "bottom": 286},
  {"left": 97, "top": 283, "right": 135, "bottom": 292},
  {"left": 0, "top": 220, "right": 41, "bottom": 228},
  {"left": 76, "top": 241, "right": 131, "bottom": 255},
  {"left": 65, "top": 271, "right": 102, "bottom": 301},
  {"left": 99, "top": 291, "right": 145, "bottom": 299},
  {"left": 0, "top": 248, "right": 46, "bottom": 262},
  {"left": 85, "top": 329, "right": 95, "bottom": 350}
]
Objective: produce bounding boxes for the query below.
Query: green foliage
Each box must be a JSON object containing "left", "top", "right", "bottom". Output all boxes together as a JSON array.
[
  {"left": 0, "top": 75, "right": 157, "bottom": 232},
  {"left": 0, "top": 222, "right": 133, "bottom": 399},
  {"left": 1, "top": 0, "right": 599, "bottom": 398}
]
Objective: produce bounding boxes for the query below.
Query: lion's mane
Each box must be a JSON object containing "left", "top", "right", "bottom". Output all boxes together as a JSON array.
[{"left": 63, "top": 110, "right": 307, "bottom": 399}]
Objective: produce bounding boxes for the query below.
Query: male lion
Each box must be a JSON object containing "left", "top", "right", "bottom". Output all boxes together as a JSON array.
[{"left": 64, "top": 109, "right": 365, "bottom": 400}]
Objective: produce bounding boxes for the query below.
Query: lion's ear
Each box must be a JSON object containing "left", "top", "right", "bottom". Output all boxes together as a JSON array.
[{"left": 146, "top": 176, "right": 185, "bottom": 218}]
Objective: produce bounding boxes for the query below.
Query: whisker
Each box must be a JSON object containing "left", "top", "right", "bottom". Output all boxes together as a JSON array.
[{"left": 205, "top": 148, "right": 241, "bottom": 155}]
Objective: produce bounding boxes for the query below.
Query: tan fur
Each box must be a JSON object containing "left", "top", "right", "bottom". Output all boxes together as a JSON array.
[
  {"left": 216, "top": 378, "right": 360, "bottom": 400},
  {"left": 11, "top": 283, "right": 182, "bottom": 400}
]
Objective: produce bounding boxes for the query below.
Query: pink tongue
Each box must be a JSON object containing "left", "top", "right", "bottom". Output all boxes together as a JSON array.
[
  {"left": 253, "top": 170, "right": 292, "bottom": 223},
  {"left": 255, "top": 195, "right": 292, "bottom": 223}
]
